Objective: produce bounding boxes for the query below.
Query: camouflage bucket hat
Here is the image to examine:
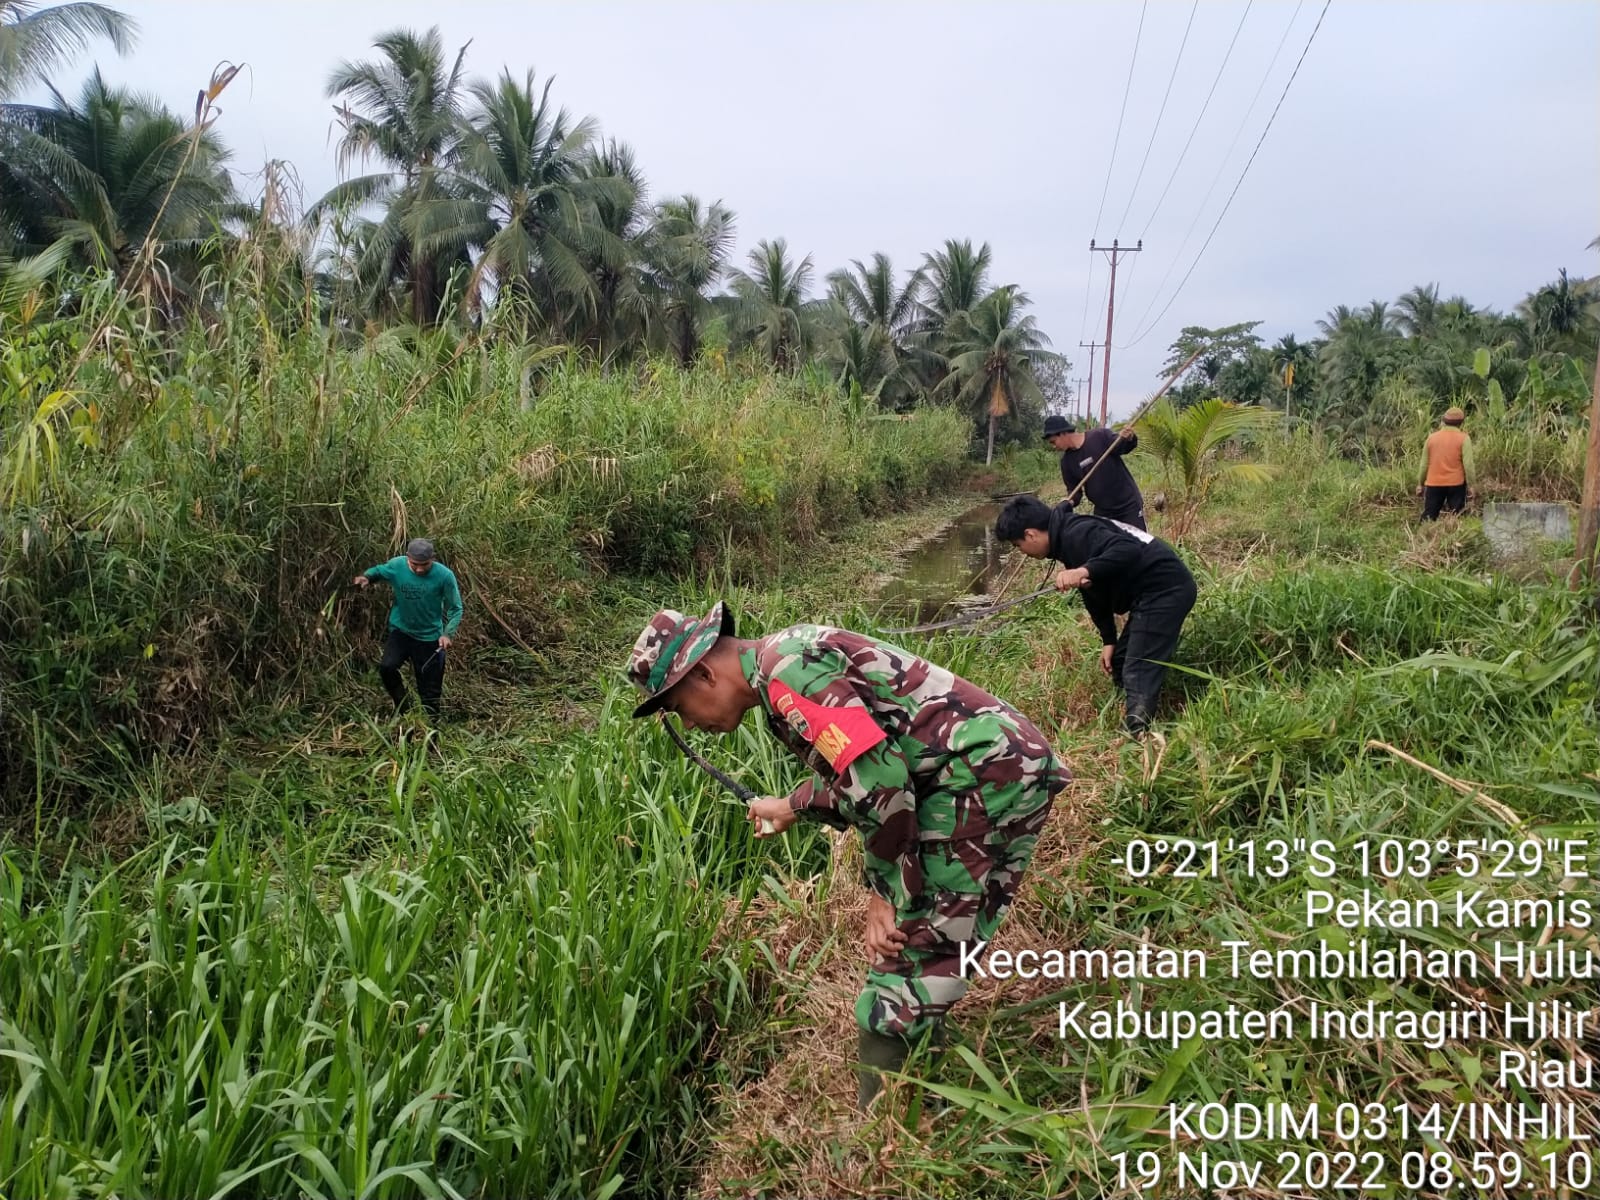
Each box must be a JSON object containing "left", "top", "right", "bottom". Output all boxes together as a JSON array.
[{"left": 626, "top": 601, "right": 736, "bottom": 718}]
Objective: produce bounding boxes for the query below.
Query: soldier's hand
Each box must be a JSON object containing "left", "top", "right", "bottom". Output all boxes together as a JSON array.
[
  {"left": 747, "top": 796, "right": 796, "bottom": 838},
  {"left": 351, "top": 574, "right": 369, "bottom": 589},
  {"left": 863, "top": 895, "right": 907, "bottom": 964},
  {"left": 1100, "top": 645, "right": 1115, "bottom": 676}
]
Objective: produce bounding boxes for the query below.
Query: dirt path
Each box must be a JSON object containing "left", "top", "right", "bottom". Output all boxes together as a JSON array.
[{"left": 692, "top": 490, "right": 1235, "bottom": 1196}]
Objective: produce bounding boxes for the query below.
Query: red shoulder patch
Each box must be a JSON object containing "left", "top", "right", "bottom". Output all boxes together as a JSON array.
[{"left": 766, "top": 679, "right": 887, "bottom": 773}]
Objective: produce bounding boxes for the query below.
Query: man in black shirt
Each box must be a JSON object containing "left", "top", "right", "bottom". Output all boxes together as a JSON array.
[
  {"left": 1042, "top": 414, "right": 1147, "bottom": 529},
  {"left": 995, "top": 495, "right": 1196, "bottom": 736}
]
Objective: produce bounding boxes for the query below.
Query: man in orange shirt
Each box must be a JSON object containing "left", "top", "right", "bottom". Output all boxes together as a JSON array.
[{"left": 1417, "top": 406, "right": 1475, "bottom": 520}]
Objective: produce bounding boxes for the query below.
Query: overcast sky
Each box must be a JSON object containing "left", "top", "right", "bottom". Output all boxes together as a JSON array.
[{"left": 37, "top": 0, "right": 1600, "bottom": 418}]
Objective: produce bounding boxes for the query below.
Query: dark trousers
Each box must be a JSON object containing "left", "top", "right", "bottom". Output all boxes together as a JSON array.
[
  {"left": 379, "top": 629, "right": 445, "bottom": 717},
  {"left": 1110, "top": 561, "right": 1198, "bottom": 734},
  {"left": 1422, "top": 484, "right": 1467, "bottom": 520},
  {"left": 1099, "top": 506, "right": 1147, "bottom": 531}
]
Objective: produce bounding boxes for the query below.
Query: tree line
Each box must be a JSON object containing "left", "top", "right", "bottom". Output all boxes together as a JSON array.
[
  {"left": 1158, "top": 267, "right": 1598, "bottom": 455},
  {"left": 0, "top": 10, "right": 1057, "bottom": 458},
  {"left": 2, "top": 4, "right": 1592, "bottom": 462}
]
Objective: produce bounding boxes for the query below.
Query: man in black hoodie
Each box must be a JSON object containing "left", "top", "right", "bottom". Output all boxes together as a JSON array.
[
  {"left": 1041, "top": 414, "right": 1146, "bottom": 529},
  {"left": 995, "top": 495, "right": 1197, "bottom": 735}
]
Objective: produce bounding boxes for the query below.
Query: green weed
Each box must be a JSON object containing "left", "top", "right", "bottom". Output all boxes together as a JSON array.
[{"left": 0, "top": 698, "right": 822, "bottom": 1199}]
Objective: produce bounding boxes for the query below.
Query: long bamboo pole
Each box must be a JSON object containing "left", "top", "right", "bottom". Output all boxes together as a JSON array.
[
  {"left": 879, "top": 348, "right": 1208, "bottom": 637},
  {"left": 1063, "top": 345, "right": 1204, "bottom": 508}
]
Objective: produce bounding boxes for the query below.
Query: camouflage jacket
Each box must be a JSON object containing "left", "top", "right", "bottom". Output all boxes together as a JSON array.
[{"left": 739, "top": 625, "right": 1069, "bottom": 911}]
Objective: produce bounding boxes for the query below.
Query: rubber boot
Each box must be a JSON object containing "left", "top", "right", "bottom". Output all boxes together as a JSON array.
[
  {"left": 857, "top": 1028, "right": 911, "bottom": 1111},
  {"left": 1125, "top": 695, "right": 1154, "bottom": 738}
]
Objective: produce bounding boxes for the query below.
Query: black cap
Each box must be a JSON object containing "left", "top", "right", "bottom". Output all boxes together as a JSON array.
[
  {"left": 406, "top": 538, "right": 436, "bottom": 562},
  {"left": 1042, "top": 414, "right": 1076, "bottom": 438}
]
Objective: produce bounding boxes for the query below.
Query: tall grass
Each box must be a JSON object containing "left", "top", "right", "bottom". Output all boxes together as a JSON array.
[
  {"left": 0, "top": 694, "right": 822, "bottom": 1199},
  {"left": 7, "top": 260, "right": 1596, "bottom": 1200},
  {"left": 0, "top": 282, "right": 966, "bottom": 808},
  {"left": 1180, "top": 565, "right": 1532, "bottom": 679},
  {"left": 844, "top": 565, "right": 1599, "bottom": 1200},
  {"left": 1471, "top": 425, "right": 1584, "bottom": 501},
  {"left": 1257, "top": 413, "right": 1584, "bottom": 503}
]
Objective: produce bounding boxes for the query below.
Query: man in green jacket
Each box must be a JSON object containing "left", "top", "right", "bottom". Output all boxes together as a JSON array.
[{"left": 352, "top": 538, "right": 463, "bottom": 719}]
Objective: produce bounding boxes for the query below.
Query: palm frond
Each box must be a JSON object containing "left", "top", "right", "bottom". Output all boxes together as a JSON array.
[{"left": 0, "top": 1, "right": 136, "bottom": 98}]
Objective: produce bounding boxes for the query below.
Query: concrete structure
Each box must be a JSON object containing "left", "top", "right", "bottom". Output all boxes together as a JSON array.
[{"left": 1482, "top": 502, "right": 1573, "bottom": 563}]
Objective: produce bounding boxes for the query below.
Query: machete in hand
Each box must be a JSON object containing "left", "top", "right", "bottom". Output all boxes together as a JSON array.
[
  {"left": 659, "top": 714, "right": 755, "bottom": 803},
  {"left": 658, "top": 714, "right": 850, "bottom": 833}
]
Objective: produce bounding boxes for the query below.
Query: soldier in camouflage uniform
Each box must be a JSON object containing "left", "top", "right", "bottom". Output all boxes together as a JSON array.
[{"left": 627, "top": 601, "right": 1070, "bottom": 1108}]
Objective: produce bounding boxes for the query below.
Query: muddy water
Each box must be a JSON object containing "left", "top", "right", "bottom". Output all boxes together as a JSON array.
[{"left": 875, "top": 500, "right": 1018, "bottom": 625}]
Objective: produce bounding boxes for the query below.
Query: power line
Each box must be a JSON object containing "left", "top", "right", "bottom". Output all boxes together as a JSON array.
[
  {"left": 1111, "top": 248, "right": 1144, "bottom": 323},
  {"left": 1119, "top": 0, "right": 1315, "bottom": 348},
  {"left": 1090, "top": 0, "right": 1149, "bottom": 237},
  {"left": 1114, "top": 0, "right": 1200, "bottom": 234},
  {"left": 1122, "top": 0, "right": 1303, "bottom": 344},
  {"left": 1076, "top": 245, "right": 1098, "bottom": 344},
  {"left": 1136, "top": 0, "right": 1254, "bottom": 241},
  {"left": 1122, "top": 0, "right": 1331, "bottom": 349}
]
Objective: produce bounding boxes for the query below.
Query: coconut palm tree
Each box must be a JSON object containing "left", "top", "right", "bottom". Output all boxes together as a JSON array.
[
  {"left": 1436, "top": 294, "right": 1484, "bottom": 341},
  {"left": 917, "top": 238, "right": 991, "bottom": 343},
  {"left": 561, "top": 138, "right": 650, "bottom": 359},
  {"left": 1477, "top": 306, "right": 1533, "bottom": 360},
  {"left": 920, "top": 238, "right": 991, "bottom": 322},
  {"left": 936, "top": 284, "right": 1053, "bottom": 464},
  {"left": 912, "top": 238, "right": 994, "bottom": 399},
  {"left": 0, "top": 1, "right": 134, "bottom": 100},
  {"left": 822, "top": 319, "right": 896, "bottom": 402},
  {"left": 0, "top": 69, "right": 234, "bottom": 280},
  {"left": 1316, "top": 302, "right": 1398, "bottom": 417},
  {"left": 726, "top": 238, "right": 825, "bottom": 371},
  {"left": 645, "top": 194, "right": 734, "bottom": 367},
  {"left": 828, "top": 252, "right": 924, "bottom": 342},
  {"left": 826, "top": 252, "right": 926, "bottom": 407},
  {"left": 1135, "top": 397, "right": 1279, "bottom": 537},
  {"left": 1393, "top": 283, "right": 1442, "bottom": 340},
  {"left": 313, "top": 211, "right": 400, "bottom": 327},
  {"left": 319, "top": 26, "right": 470, "bottom": 327},
  {"left": 420, "top": 68, "right": 612, "bottom": 336},
  {"left": 1520, "top": 268, "right": 1599, "bottom": 354}
]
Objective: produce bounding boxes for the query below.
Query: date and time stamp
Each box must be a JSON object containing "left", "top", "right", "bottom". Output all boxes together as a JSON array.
[{"left": 1031, "top": 835, "right": 1599, "bottom": 1196}]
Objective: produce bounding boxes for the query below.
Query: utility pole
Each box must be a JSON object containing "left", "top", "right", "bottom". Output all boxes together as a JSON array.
[
  {"left": 1078, "top": 341, "right": 1101, "bottom": 426},
  {"left": 1090, "top": 238, "right": 1141, "bottom": 424},
  {"left": 1576, "top": 341, "right": 1600, "bottom": 586}
]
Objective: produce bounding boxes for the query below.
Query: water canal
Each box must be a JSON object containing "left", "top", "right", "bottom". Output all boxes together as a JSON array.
[{"left": 874, "top": 498, "right": 1026, "bottom": 626}]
